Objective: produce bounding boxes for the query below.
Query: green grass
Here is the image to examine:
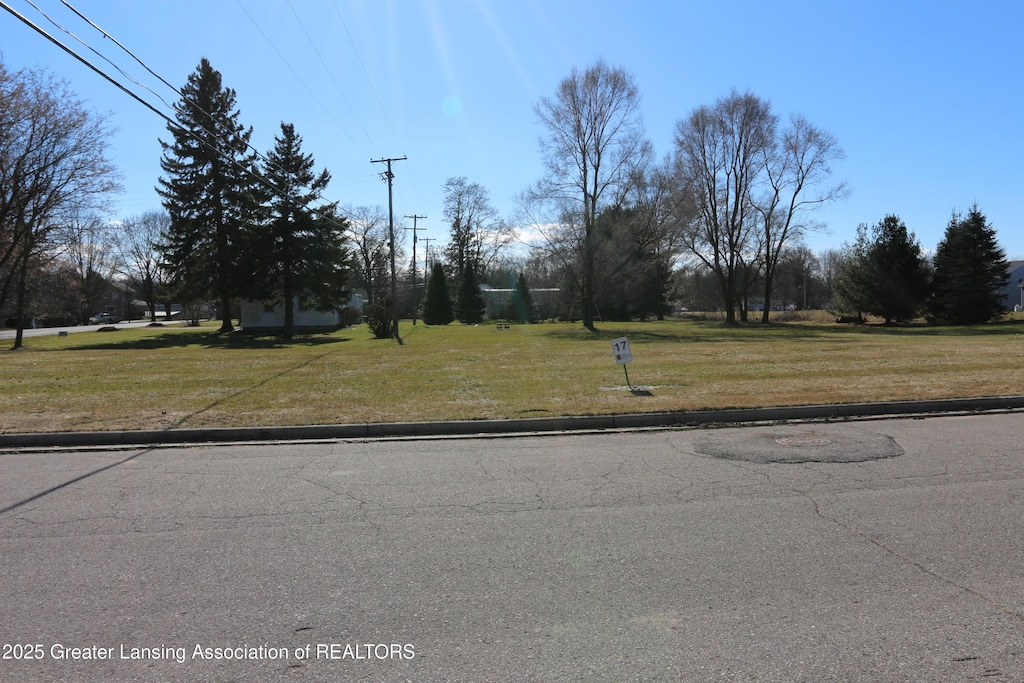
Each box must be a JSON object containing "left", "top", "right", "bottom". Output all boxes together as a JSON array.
[{"left": 3, "top": 317, "right": 1024, "bottom": 433}]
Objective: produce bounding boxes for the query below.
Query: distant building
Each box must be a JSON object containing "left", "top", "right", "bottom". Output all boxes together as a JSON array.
[
  {"left": 240, "top": 294, "right": 354, "bottom": 331},
  {"left": 1003, "top": 261, "right": 1024, "bottom": 311},
  {"left": 480, "top": 286, "right": 562, "bottom": 320}
]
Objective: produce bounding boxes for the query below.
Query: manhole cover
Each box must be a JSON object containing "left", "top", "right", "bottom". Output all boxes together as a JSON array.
[
  {"left": 776, "top": 436, "right": 833, "bottom": 446},
  {"left": 694, "top": 428, "right": 903, "bottom": 464}
]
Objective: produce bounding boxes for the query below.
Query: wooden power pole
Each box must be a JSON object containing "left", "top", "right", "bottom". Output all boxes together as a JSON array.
[
  {"left": 404, "top": 214, "right": 426, "bottom": 324},
  {"left": 370, "top": 156, "right": 406, "bottom": 343}
]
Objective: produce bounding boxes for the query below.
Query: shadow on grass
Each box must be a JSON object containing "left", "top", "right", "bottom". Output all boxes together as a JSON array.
[
  {"left": 73, "top": 329, "right": 351, "bottom": 351},
  {"left": 542, "top": 318, "right": 1024, "bottom": 343},
  {"left": 543, "top": 321, "right": 839, "bottom": 343},
  {"left": 848, "top": 320, "right": 1024, "bottom": 337}
]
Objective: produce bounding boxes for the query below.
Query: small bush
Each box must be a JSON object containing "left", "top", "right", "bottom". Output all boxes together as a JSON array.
[{"left": 365, "top": 300, "right": 393, "bottom": 339}]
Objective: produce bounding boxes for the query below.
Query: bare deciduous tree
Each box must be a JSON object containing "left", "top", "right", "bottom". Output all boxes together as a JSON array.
[
  {"left": 442, "top": 176, "right": 512, "bottom": 288},
  {"left": 755, "top": 115, "right": 847, "bottom": 321},
  {"left": 0, "top": 61, "right": 120, "bottom": 348},
  {"left": 344, "top": 204, "right": 395, "bottom": 305},
  {"left": 58, "top": 211, "right": 118, "bottom": 323},
  {"left": 529, "top": 59, "right": 651, "bottom": 330},
  {"left": 114, "top": 210, "right": 170, "bottom": 321},
  {"left": 673, "top": 90, "right": 775, "bottom": 325}
]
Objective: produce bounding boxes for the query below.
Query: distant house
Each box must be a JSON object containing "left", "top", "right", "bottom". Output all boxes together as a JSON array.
[
  {"left": 240, "top": 295, "right": 340, "bottom": 331},
  {"left": 479, "top": 285, "right": 562, "bottom": 320},
  {"left": 1003, "top": 261, "right": 1024, "bottom": 311}
]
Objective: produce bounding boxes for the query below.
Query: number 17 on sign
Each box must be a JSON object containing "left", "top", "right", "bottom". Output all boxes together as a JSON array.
[{"left": 611, "top": 337, "right": 635, "bottom": 389}]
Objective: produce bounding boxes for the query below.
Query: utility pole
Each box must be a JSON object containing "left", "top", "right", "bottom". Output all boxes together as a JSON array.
[
  {"left": 371, "top": 156, "right": 406, "bottom": 343},
  {"left": 421, "top": 237, "right": 437, "bottom": 270},
  {"left": 404, "top": 214, "right": 427, "bottom": 325},
  {"left": 421, "top": 236, "right": 437, "bottom": 297}
]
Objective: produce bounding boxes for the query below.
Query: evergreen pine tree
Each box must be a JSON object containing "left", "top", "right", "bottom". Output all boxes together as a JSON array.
[
  {"left": 509, "top": 272, "right": 538, "bottom": 323},
  {"left": 457, "top": 264, "right": 486, "bottom": 324},
  {"left": 422, "top": 262, "right": 454, "bottom": 325},
  {"left": 836, "top": 216, "right": 930, "bottom": 323},
  {"left": 252, "top": 122, "right": 349, "bottom": 339},
  {"left": 834, "top": 224, "right": 873, "bottom": 318},
  {"left": 157, "top": 58, "right": 262, "bottom": 333},
  {"left": 929, "top": 204, "right": 1008, "bottom": 324},
  {"left": 868, "top": 215, "right": 932, "bottom": 323}
]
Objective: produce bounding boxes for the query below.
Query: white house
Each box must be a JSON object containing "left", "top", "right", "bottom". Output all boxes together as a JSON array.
[
  {"left": 240, "top": 295, "right": 341, "bottom": 331},
  {"left": 1003, "top": 261, "right": 1024, "bottom": 311}
]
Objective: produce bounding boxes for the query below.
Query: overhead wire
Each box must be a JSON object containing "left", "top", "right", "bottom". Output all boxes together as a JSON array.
[
  {"left": 232, "top": 0, "right": 375, "bottom": 161},
  {"left": 57, "top": 0, "right": 349, "bottom": 207},
  {"left": 331, "top": 0, "right": 403, "bottom": 154},
  {"left": 327, "top": 0, "right": 423, "bottom": 216},
  {"left": 282, "top": 0, "right": 380, "bottom": 159},
  {"left": 1, "top": 2, "right": 180, "bottom": 137},
  {"left": 10, "top": 0, "right": 360, "bottom": 227},
  {"left": 58, "top": 0, "right": 182, "bottom": 98},
  {"left": 22, "top": 0, "right": 179, "bottom": 112}
]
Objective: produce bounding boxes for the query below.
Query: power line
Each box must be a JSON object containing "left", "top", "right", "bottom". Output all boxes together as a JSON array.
[
  {"left": 331, "top": 0, "right": 402, "bottom": 154},
  {"left": 21, "top": 0, "right": 179, "bottom": 112},
  {"left": 284, "top": 0, "right": 379, "bottom": 158},
  {"left": 1, "top": 2, "right": 175, "bottom": 133},
  {"left": 233, "top": 0, "right": 373, "bottom": 159},
  {"left": 50, "top": 2, "right": 315, "bottom": 200},
  {"left": 331, "top": 0, "right": 426, "bottom": 212},
  {"left": 23, "top": 1, "right": 370, "bottom": 229},
  {"left": 3, "top": 1, "right": 357, "bottom": 234},
  {"left": 59, "top": 0, "right": 181, "bottom": 97}
]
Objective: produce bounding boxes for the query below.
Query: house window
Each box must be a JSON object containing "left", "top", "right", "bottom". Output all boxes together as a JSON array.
[
  {"left": 298, "top": 295, "right": 310, "bottom": 312},
  {"left": 263, "top": 303, "right": 275, "bottom": 313}
]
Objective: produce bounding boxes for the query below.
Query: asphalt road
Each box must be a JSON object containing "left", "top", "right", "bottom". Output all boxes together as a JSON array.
[
  {"left": 0, "top": 320, "right": 184, "bottom": 340},
  {"left": 1, "top": 413, "right": 1022, "bottom": 682}
]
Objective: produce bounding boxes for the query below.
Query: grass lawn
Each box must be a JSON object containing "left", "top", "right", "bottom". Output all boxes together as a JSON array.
[{"left": 2, "top": 317, "right": 1023, "bottom": 433}]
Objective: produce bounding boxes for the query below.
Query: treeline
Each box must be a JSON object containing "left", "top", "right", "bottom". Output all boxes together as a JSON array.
[
  {"left": 670, "top": 204, "right": 1011, "bottom": 327},
  {"left": 1, "top": 58, "right": 353, "bottom": 345},
  {"left": 422, "top": 60, "right": 1010, "bottom": 327},
  {"left": 4, "top": 54, "right": 1014, "bottom": 350}
]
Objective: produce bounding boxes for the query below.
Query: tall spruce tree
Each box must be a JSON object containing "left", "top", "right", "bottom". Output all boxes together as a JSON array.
[
  {"left": 422, "top": 262, "right": 454, "bottom": 325},
  {"left": 929, "top": 204, "right": 1008, "bottom": 324},
  {"left": 457, "top": 264, "right": 486, "bottom": 324},
  {"left": 250, "top": 122, "right": 349, "bottom": 339},
  {"left": 836, "top": 215, "right": 931, "bottom": 323},
  {"left": 157, "top": 58, "right": 261, "bottom": 333},
  {"left": 509, "top": 272, "right": 537, "bottom": 323}
]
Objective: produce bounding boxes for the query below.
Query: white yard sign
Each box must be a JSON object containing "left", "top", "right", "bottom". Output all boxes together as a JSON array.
[{"left": 611, "top": 337, "right": 632, "bottom": 365}]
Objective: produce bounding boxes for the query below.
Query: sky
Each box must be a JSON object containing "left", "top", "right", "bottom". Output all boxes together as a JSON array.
[{"left": 3, "top": 0, "right": 1023, "bottom": 263}]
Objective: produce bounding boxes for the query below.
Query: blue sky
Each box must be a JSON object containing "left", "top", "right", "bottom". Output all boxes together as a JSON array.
[{"left": 3, "top": 0, "right": 1023, "bottom": 260}]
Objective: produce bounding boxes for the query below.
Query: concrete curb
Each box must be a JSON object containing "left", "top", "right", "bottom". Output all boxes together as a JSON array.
[{"left": 2, "top": 396, "right": 1024, "bottom": 449}]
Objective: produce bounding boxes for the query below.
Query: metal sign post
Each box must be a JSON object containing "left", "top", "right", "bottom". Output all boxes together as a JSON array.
[{"left": 611, "top": 336, "right": 635, "bottom": 390}]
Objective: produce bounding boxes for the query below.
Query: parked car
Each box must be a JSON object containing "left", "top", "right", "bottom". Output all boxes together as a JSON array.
[{"left": 88, "top": 312, "right": 121, "bottom": 324}]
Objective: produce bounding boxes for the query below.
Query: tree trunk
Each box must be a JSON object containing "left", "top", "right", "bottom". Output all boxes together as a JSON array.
[
  {"left": 761, "top": 275, "right": 774, "bottom": 323},
  {"left": 283, "top": 295, "right": 294, "bottom": 340},
  {"left": 218, "top": 293, "right": 233, "bottom": 333},
  {"left": 11, "top": 245, "right": 30, "bottom": 350},
  {"left": 582, "top": 224, "right": 596, "bottom": 331},
  {"left": 283, "top": 267, "right": 294, "bottom": 340},
  {"left": 722, "top": 270, "right": 738, "bottom": 325}
]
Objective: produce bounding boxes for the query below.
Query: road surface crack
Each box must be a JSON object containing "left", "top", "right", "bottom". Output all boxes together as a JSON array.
[{"left": 808, "top": 496, "right": 1024, "bottom": 623}]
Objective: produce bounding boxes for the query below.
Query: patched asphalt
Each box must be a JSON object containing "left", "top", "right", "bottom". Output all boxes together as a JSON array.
[{"left": 695, "top": 424, "right": 904, "bottom": 463}]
